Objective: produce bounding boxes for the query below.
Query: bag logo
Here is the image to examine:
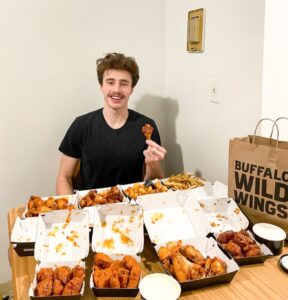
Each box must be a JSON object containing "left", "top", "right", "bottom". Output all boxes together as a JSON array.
[{"left": 233, "top": 160, "right": 288, "bottom": 219}]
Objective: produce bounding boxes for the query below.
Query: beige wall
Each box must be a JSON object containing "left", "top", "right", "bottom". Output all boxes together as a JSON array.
[
  {"left": 0, "top": 0, "right": 165, "bottom": 282},
  {"left": 261, "top": 0, "right": 288, "bottom": 139},
  {"left": 164, "top": 0, "right": 264, "bottom": 181}
]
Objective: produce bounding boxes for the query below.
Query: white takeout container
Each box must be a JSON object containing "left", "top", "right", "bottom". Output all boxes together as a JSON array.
[
  {"left": 187, "top": 183, "right": 274, "bottom": 264},
  {"left": 136, "top": 191, "right": 208, "bottom": 244},
  {"left": 23, "top": 194, "right": 78, "bottom": 218},
  {"left": 76, "top": 185, "right": 128, "bottom": 227},
  {"left": 137, "top": 191, "right": 239, "bottom": 291},
  {"left": 120, "top": 179, "right": 170, "bottom": 202},
  {"left": 186, "top": 182, "right": 249, "bottom": 234},
  {"left": 91, "top": 202, "right": 144, "bottom": 297},
  {"left": 29, "top": 209, "right": 89, "bottom": 299},
  {"left": 11, "top": 216, "right": 38, "bottom": 256}
]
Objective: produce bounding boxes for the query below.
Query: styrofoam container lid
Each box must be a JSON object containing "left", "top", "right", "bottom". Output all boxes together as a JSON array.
[
  {"left": 92, "top": 203, "right": 144, "bottom": 255},
  {"left": 34, "top": 209, "right": 89, "bottom": 263},
  {"left": 139, "top": 273, "right": 181, "bottom": 300}
]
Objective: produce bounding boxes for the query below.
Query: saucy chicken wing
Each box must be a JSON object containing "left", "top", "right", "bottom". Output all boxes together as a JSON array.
[{"left": 142, "top": 123, "right": 154, "bottom": 140}]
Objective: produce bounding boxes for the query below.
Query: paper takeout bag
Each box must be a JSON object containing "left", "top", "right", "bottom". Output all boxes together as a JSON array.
[{"left": 228, "top": 118, "right": 288, "bottom": 235}]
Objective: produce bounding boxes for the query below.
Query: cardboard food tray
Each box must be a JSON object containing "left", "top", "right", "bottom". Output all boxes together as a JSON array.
[
  {"left": 137, "top": 192, "right": 239, "bottom": 291},
  {"left": 154, "top": 237, "right": 239, "bottom": 291},
  {"left": 91, "top": 203, "right": 144, "bottom": 297},
  {"left": 187, "top": 183, "right": 273, "bottom": 265},
  {"left": 29, "top": 209, "right": 89, "bottom": 299}
]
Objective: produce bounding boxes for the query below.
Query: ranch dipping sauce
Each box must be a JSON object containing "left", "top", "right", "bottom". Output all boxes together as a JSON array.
[
  {"left": 253, "top": 223, "right": 286, "bottom": 241},
  {"left": 139, "top": 273, "right": 181, "bottom": 300}
]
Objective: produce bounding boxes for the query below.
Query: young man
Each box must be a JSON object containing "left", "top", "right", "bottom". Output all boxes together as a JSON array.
[{"left": 56, "top": 53, "right": 167, "bottom": 195}]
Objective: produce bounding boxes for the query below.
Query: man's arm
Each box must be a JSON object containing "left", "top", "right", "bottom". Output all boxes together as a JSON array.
[
  {"left": 143, "top": 140, "right": 167, "bottom": 180},
  {"left": 56, "top": 154, "right": 79, "bottom": 195}
]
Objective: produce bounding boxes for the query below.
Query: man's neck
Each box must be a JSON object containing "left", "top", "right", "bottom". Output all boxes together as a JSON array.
[{"left": 103, "top": 106, "right": 129, "bottom": 129}]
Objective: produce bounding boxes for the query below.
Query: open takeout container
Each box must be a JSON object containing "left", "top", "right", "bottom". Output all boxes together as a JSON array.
[
  {"left": 120, "top": 179, "right": 170, "bottom": 202},
  {"left": 76, "top": 186, "right": 128, "bottom": 241},
  {"left": 161, "top": 172, "right": 206, "bottom": 191},
  {"left": 187, "top": 183, "right": 273, "bottom": 264},
  {"left": 29, "top": 209, "right": 89, "bottom": 299},
  {"left": 11, "top": 216, "right": 38, "bottom": 256},
  {"left": 91, "top": 203, "right": 144, "bottom": 297},
  {"left": 137, "top": 191, "right": 239, "bottom": 291},
  {"left": 23, "top": 194, "right": 78, "bottom": 218},
  {"left": 11, "top": 194, "right": 78, "bottom": 257}
]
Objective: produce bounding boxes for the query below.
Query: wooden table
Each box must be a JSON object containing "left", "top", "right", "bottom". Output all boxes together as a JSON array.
[{"left": 8, "top": 207, "right": 288, "bottom": 300}]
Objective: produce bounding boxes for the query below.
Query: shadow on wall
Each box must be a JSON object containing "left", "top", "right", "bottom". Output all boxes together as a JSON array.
[{"left": 134, "top": 94, "right": 184, "bottom": 176}]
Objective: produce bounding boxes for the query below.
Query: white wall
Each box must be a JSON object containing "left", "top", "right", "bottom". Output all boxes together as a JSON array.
[
  {"left": 261, "top": 0, "right": 288, "bottom": 139},
  {"left": 0, "top": 0, "right": 165, "bottom": 282},
  {"left": 164, "top": 0, "right": 265, "bottom": 182}
]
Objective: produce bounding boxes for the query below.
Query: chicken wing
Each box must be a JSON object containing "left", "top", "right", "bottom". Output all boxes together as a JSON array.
[
  {"left": 94, "top": 252, "right": 113, "bottom": 269},
  {"left": 54, "top": 266, "right": 72, "bottom": 285},
  {"left": 35, "top": 278, "right": 53, "bottom": 296},
  {"left": 37, "top": 268, "right": 54, "bottom": 282},
  {"left": 72, "top": 265, "right": 85, "bottom": 280},
  {"left": 141, "top": 123, "right": 154, "bottom": 140},
  {"left": 62, "top": 277, "right": 83, "bottom": 295},
  {"left": 53, "top": 279, "right": 64, "bottom": 295},
  {"left": 180, "top": 245, "right": 205, "bottom": 266}
]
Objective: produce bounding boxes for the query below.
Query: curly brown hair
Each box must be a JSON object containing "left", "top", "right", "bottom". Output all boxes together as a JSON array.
[{"left": 96, "top": 53, "right": 140, "bottom": 88}]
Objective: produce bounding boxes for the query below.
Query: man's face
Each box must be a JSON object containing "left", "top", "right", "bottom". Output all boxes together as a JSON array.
[{"left": 101, "top": 69, "right": 133, "bottom": 111}]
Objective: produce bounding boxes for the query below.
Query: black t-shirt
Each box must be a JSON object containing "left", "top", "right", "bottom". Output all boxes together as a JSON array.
[{"left": 59, "top": 108, "right": 161, "bottom": 190}]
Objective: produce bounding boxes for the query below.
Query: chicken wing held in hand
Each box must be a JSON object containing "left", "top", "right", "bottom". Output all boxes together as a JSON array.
[{"left": 142, "top": 123, "right": 154, "bottom": 140}]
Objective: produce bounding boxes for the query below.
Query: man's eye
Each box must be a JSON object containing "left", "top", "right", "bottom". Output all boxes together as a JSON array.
[{"left": 121, "top": 82, "right": 128, "bottom": 86}]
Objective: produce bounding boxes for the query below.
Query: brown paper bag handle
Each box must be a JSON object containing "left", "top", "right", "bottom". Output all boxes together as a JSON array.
[
  {"left": 252, "top": 118, "right": 279, "bottom": 146},
  {"left": 270, "top": 117, "right": 288, "bottom": 139}
]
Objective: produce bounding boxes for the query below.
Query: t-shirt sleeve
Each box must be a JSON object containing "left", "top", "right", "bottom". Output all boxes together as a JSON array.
[{"left": 58, "top": 117, "right": 84, "bottom": 158}]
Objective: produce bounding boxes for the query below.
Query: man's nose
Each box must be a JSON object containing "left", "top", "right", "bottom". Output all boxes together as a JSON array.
[{"left": 113, "top": 82, "right": 121, "bottom": 92}]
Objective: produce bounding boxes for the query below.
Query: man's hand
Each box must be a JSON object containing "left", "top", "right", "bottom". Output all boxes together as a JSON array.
[
  {"left": 143, "top": 140, "right": 167, "bottom": 180},
  {"left": 144, "top": 140, "right": 167, "bottom": 164}
]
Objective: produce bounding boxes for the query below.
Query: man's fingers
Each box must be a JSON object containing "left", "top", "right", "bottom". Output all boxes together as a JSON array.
[{"left": 146, "top": 140, "right": 167, "bottom": 154}]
